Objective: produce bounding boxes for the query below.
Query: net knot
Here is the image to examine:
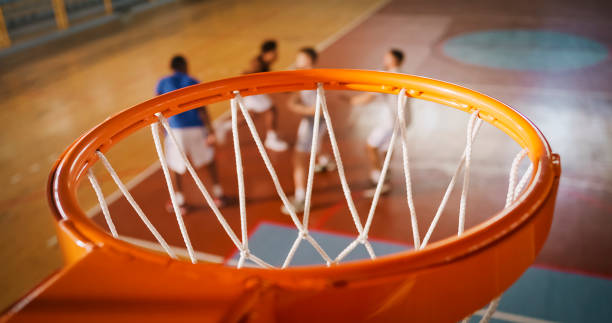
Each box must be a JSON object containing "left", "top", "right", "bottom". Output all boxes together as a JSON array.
[{"left": 357, "top": 234, "right": 368, "bottom": 244}]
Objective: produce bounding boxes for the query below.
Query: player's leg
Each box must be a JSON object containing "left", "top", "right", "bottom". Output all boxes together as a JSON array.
[
  {"left": 281, "top": 151, "right": 309, "bottom": 215},
  {"left": 214, "top": 114, "right": 233, "bottom": 145},
  {"left": 364, "top": 126, "right": 392, "bottom": 197},
  {"left": 314, "top": 128, "right": 335, "bottom": 173},
  {"left": 282, "top": 117, "right": 326, "bottom": 214},
  {"left": 266, "top": 104, "right": 278, "bottom": 134},
  {"left": 214, "top": 99, "right": 250, "bottom": 145},
  {"left": 204, "top": 160, "right": 226, "bottom": 207},
  {"left": 281, "top": 118, "right": 310, "bottom": 214},
  {"left": 188, "top": 127, "right": 226, "bottom": 207},
  {"left": 164, "top": 128, "right": 188, "bottom": 214},
  {"left": 241, "top": 94, "right": 287, "bottom": 151},
  {"left": 292, "top": 150, "right": 308, "bottom": 208},
  {"left": 217, "top": 94, "right": 287, "bottom": 151},
  {"left": 261, "top": 106, "right": 287, "bottom": 151},
  {"left": 171, "top": 171, "right": 183, "bottom": 195},
  {"left": 215, "top": 108, "right": 249, "bottom": 145},
  {"left": 366, "top": 143, "right": 383, "bottom": 181}
]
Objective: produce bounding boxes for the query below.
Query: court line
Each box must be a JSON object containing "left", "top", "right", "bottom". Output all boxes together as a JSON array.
[
  {"left": 474, "top": 309, "right": 558, "bottom": 323},
  {"left": 315, "top": 0, "right": 391, "bottom": 52},
  {"left": 566, "top": 189, "right": 612, "bottom": 214},
  {"left": 85, "top": 162, "right": 162, "bottom": 218},
  {"left": 533, "top": 263, "right": 612, "bottom": 281},
  {"left": 310, "top": 192, "right": 360, "bottom": 231},
  {"left": 48, "top": 232, "right": 227, "bottom": 263},
  {"left": 118, "top": 235, "right": 224, "bottom": 264}
]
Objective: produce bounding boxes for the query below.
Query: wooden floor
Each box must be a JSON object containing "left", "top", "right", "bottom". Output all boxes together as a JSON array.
[
  {"left": 0, "top": 0, "right": 387, "bottom": 310},
  {"left": 2, "top": 0, "right": 612, "bottom": 315}
]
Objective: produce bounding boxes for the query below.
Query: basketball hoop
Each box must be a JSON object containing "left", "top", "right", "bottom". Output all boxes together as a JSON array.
[{"left": 44, "top": 69, "right": 560, "bottom": 322}]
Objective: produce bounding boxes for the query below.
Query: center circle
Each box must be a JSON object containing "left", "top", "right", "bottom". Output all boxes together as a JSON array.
[{"left": 442, "top": 29, "right": 609, "bottom": 71}]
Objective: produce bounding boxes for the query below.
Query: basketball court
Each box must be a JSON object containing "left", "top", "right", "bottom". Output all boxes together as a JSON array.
[{"left": 1, "top": 0, "right": 611, "bottom": 321}]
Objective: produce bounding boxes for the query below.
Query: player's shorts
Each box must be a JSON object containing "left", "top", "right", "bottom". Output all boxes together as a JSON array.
[
  {"left": 165, "top": 127, "right": 215, "bottom": 174},
  {"left": 366, "top": 98, "right": 411, "bottom": 151},
  {"left": 296, "top": 117, "right": 327, "bottom": 153},
  {"left": 367, "top": 124, "right": 393, "bottom": 151},
  {"left": 242, "top": 94, "right": 273, "bottom": 113}
]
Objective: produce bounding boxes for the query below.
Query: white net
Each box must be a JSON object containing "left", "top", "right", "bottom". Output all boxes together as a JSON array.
[{"left": 87, "top": 84, "right": 532, "bottom": 322}]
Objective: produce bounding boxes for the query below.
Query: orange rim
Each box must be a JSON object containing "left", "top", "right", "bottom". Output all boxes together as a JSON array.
[{"left": 48, "top": 69, "right": 561, "bottom": 320}]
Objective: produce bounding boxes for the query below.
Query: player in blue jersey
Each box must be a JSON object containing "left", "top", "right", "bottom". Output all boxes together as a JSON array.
[{"left": 157, "top": 55, "right": 226, "bottom": 213}]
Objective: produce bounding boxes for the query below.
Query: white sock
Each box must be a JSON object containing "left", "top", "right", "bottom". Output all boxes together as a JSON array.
[
  {"left": 175, "top": 192, "right": 185, "bottom": 205},
  {"left": 266, "top": 130, "right": 277, "bottom": 140},
  {"left": 222, "top": 120, "right": 232, "bottom": 130},
  {"left": 370, "top": 169, "right": 381, "bottom": 183},
  {"left": 295, "top": 187, "right": 305, "bottom": 202},
  {"left": 212, "top": 184, "right": 224, "bottom": 197},
  {"left": 318, "top": 155, "right": 330, "bottom": 165}
]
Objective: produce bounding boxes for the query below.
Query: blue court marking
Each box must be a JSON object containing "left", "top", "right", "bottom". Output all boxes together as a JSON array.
[
  {"left": 443, "top": 30, "right": 609, "bottom": 72},
  {"left": 475, "top": 267, "right": 612, "bottom": 323},
  {"left": 231, "top": 222, "right": 612, "bottom": 322},
  {"left": 227, "top": 222, "right": 410, "bottom": 267}
]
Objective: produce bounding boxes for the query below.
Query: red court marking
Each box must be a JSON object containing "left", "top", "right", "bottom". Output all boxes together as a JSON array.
[
  {"left": 565, "top": 189, "right": 612, "bottom": 214},
  {"left": 310, "top": 189, "right": 367, "bottom": 231},
  {"left": 0, "top": 166, "right": 151, "bottom": 212},
  {"left": 223, "top": 220, "right": 267, "bottom": 264},
  {"left": 0, "top": 188, "right": 46, "bottom": 211},
  {"left": 310, "top": 198, "right": 351, "bottom": 231}
]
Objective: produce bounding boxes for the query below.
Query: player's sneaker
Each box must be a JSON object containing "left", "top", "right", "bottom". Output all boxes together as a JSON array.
[
  {"left": 314, "top": 159, "right": 337, "bottom": 173},
  {"left": 166, "top": 191, "right": 187, "bottom": 214},
  {"left": 166, "top": 200, "right": 188, "bottom": 215},
  {"left": 213, "top": 195, "right": 228, "bottom": 208},
  {"left": 264, "top": 133, "right": 288, "bottom": 151},
  {"left": 280, "top": 197, "right": 305, "bottom": 215},
  {"left": 363, "top": 172, "right": 391, "bottom": 198},
  {"left": 362, "top": 183, "right": 391, "bottom": 198}
]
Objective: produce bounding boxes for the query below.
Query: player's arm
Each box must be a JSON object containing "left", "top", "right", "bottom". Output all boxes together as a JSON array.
[
  {"left": 198, "top": 107, "right": 216, "bottom": 145},
  {"left": 287, "top": 92, "right": 315, "bottom": 116},
  {"left": 155, "top": 79, "right": 164, "bottom": 96},
  {"left": 243, "top": 57, "right": 260, "bottom": 74}
]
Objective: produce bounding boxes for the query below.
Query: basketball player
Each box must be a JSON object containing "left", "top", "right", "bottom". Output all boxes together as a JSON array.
[
  {"left": 216, "top": 39, "right": 288, "bottom": 151},
  {"left": 282, "top": 47, "right": 335, "bottom": 214},
  {"left": 349, "top": 49, "right": 409, "bottom": 194},
  {"left": 156, "top": 55, "right": 226, "bottom": 214}
]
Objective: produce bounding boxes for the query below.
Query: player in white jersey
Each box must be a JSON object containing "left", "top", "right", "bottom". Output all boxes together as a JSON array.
[
  {"left": 282, "top": 47, "right": 335, "bottom": 214},
  {"left": 216, "top": 40, "right": 288, "bottom": 151},
  {"left": 349, "top": 49, "right": 409, "bottom": 195}
]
